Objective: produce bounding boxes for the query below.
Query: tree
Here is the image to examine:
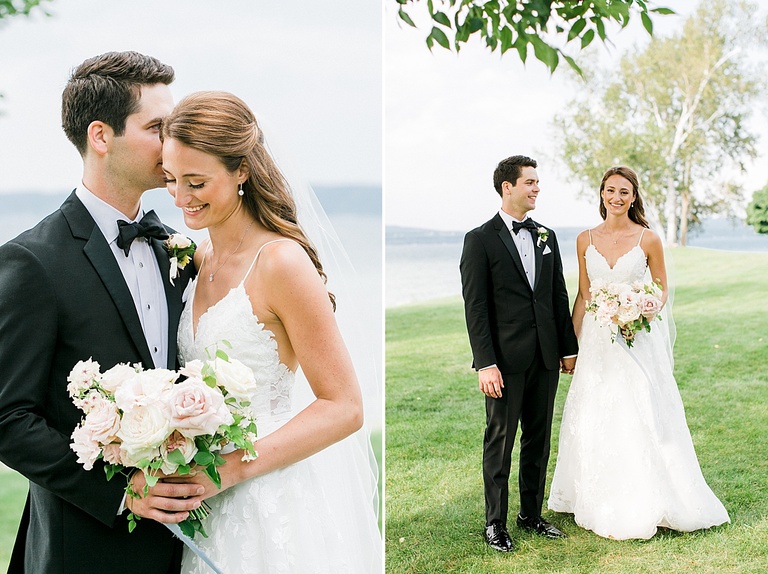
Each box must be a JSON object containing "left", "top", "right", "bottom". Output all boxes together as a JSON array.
[
  {"left": 554, "top": 0, "right": 767, "bottom": 245},
  {"left": 0, "top": 0, "right": 52, "bottom": 113},
  {"left": 747, "top": 185, "right": 768, "bottom": 235},
  {"left": 0, "top": 0, "right": 50, "bottom": 21},
  {"left": 393, "top": 0, "right": 675, "bottom": 75}
]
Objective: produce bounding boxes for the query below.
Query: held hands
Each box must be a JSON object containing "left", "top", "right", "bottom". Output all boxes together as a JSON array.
[
  {"left": 478, "top": 366, "right": 504, "bottom": 399},
  {"left": 560, "top": 356, "right": 576, "bottom": 375},
  {"left": 125, "top": 470, "right": 204, "bottom": 524}
]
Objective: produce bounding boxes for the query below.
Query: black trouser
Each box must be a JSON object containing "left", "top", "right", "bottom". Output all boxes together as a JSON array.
[{"left": 483, "top": 347, "right": 559, "bottom": 526}]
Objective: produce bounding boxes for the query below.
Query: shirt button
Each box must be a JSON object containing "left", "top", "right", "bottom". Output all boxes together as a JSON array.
[
  {"left": 138, "top": 262, "right": 144, "bottom": 268},
  {"left": 153, "top": 346, "right": 158, "bottom": 353},
  {"left": 146, "top": 304, "right": 151, "bottom": 310}
]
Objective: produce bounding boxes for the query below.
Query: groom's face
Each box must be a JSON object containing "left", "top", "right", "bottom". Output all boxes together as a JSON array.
[
  {"left": 503, "top": 166, "right": 540, "bottom": 217},
  {"left": 109, "top": 83, "right": 174, "bottom": 193}
]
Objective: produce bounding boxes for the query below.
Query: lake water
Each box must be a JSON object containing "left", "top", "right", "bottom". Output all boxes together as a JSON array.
[{"left": 386, "top": 220, "right": 768, "bottom": 308}]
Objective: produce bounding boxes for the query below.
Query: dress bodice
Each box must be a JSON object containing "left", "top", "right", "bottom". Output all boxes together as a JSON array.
[
  {"left": 177, "top": 242, "right": 295, "bottom": 435},
  {"left": 585, "top": 239, "right": 648, "bottom": 285}
]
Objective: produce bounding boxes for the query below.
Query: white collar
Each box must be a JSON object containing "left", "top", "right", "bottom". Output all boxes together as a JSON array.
[{"left": 75, "top": 185, "right": 145, "bottom": 244}]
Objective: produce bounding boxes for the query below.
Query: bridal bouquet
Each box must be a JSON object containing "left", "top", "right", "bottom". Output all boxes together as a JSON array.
[
  {"left": 68, "top": 347, "right": 258, "bottom": 538},
  {"left": 585, "top": 279, "right": 663, "bottom": 348}
]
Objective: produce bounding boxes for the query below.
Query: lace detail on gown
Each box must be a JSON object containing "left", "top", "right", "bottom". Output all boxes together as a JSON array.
[
  {"left": 177, "top": 240, "right": 381, "bottom": 573},
  {"left": 547, "top": 237, "right": 729, "bottom": 540}
]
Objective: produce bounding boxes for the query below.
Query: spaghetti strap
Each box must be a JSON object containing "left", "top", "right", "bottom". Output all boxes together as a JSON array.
[
  {"left": 637, "top": 228, "right": 646, "bottom": 245},
  {"left": 588, "top": 229, "right": 593, "bottom": 245},
  {"left": 240, "top": 238, "right": 294, "bottom": 286}
]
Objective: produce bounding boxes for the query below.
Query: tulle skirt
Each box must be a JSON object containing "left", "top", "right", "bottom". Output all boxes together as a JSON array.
[{"left": 547, "top": 316, "right": 729, "bottom": 540}]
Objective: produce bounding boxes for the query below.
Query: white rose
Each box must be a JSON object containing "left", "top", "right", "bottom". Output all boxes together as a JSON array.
[
  {"left": 117, "top": 403, "right": 172, "bottom": 465},
  {"left": 113, "top": 368, "right": 177, "bottom": 413},
  {"left": 211, "top": 357, "right": 257, "bottom": 402},
  {"left": 82, "top": 399, "right": 121, "bottom": 444},
  {"left": 179, "top": 359, "right": 205, "bottom": 381},
  {"left": 71, "top": 424, "right": 101, "bottom": 471},
  {"left": 168, "top": 233, "right": 192, "bottom": 249},
  {"left": 160, "top": 430, "right": 198, "bottom": 474},
  {"left": 100, "top": 363, "right": 138, "bottom": 394},
  {"left": 168, "top": 377, "right": 233, "bottom": 438}
]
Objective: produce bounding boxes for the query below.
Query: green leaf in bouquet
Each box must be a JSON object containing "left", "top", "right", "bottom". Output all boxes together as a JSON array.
[
  {"left": 179, "top": 518, "right": 196, "bottom": 538},
  {"left": 166, "top": 448, "right": 188, "bottom": 466},
  {"left": 204, "top": 464, "right": 222, "bottom": 489},
  {"left": 127, "top": 512, "right": 140, "bottom": 533},
  {"left": 194, "top": 451, "right": 215, "bottom": 466},
  {"left": 215, "top": 349, "right": 229, "bottom": 361},
  {"left": 144, "top": 471, "right": 159, "bottom": 488},
  {"left": 176, "top": 464, "right": 192, "bottom": 475},
  {"left": 203, "top": 374, "right": 217, "bottom": 388},
  {"left": 213, "top": 452, "right": 226, "bottom": 466}
]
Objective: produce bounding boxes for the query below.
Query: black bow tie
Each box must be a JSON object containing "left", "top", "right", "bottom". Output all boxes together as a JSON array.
[
  {"left": 512, "top": 219, "right": 538, "bottom": 235},
  {"left": 116, "top": 210, "right": 169, "bottom": 256}
]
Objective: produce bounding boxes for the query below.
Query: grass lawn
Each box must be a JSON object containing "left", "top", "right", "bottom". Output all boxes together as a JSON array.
[{"left": 385, "top": 247, "right": 768, "bottom": 573}]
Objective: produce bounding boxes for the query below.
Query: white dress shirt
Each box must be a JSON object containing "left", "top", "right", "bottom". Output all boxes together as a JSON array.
[
  {"left": 498, "top": 209, "right": 536, "bottom": 288},
  {"left": 76, "top": 185, "right": 169, "bottom": 369}
]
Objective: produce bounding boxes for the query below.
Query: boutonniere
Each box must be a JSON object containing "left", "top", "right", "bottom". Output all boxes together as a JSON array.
[
  {"left": 164, "top": 233, "right": 196, "bottom": 285},
  {"left": 536, "top": 227, "right": 549, "bottom": 247}
]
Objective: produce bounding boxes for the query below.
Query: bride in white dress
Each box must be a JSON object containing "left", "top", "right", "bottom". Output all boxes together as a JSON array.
[
  {"left": 547, "top": 166, "right": 729, "bottom": 540},
  {"left": 161, "top": 91, "right": 382, "bottom": 572}
]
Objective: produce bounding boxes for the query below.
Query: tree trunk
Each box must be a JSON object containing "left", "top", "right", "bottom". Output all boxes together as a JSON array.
[
  {"left": 680, "top": 192, "right": 690, "bottom": 246},
  {"left": 664, "top": 177, "right": 678, "bottom": 246}
]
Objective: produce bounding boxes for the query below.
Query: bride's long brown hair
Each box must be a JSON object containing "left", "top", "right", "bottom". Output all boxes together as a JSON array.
[{"left": 162, "top": 91, "right": 335, "bottom": 310}]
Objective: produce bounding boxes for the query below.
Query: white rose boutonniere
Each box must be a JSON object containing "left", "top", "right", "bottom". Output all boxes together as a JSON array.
[
  {"left": 164, "top": 233, "right": 196, "bottom": 285},
  {"left": 536, "top": 227, "right": 549, "bottom": 247}
]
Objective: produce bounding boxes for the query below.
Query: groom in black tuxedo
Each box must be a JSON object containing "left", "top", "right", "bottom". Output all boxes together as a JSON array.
[
  {"left": 0, "top": 52, "right": 201, "bottom": 574},
  {"left": 460, "top": 155, "right": 578, "bottom": 552}
]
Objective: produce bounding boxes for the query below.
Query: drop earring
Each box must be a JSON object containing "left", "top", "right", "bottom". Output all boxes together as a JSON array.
[{"left": 238, "top": 183, "right": 245, "bottom": 197}]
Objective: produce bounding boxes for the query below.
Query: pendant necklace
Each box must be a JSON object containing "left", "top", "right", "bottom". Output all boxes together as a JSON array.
[{"left": 207, "top": 221, "right": 254, "bottom": 282}]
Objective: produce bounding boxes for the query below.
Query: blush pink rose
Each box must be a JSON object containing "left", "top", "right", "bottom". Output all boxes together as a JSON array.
[
  {"left": 83, "top": 399, "right": 121, "bottom": 444},
  {"left": 70, "top": 424, "right": 101, "bottom": 471},
  {"left": 641, "top": 294, "right": 663, "bottom": 320},
  {"left": 168, "top": 377, "right": 233, "bottom": 438},
  {"left": 160, "top": 431, "right": 198, "bottom": 474}
]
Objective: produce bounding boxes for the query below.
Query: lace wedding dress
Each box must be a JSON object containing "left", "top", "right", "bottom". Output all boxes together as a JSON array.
[
  {"left": 178, "top": 240, "right": 381, "bottom": 573},
  {"left": 547, "top": 232, "right": 730, "bottom": 540}
]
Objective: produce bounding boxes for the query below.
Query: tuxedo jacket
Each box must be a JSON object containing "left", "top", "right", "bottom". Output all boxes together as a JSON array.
[
  {"left": 460, "top": 213, "right": 578, "bottom": 375},
  {"left": 0, "top": 192, "right": 194, "bottom": 574}
]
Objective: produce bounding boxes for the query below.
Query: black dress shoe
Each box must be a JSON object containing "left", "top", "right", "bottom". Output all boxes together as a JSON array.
[
  {"left": 484, "top": 521, "right": 514, "bottom": 552},
  {"left": 516, "top": 515, "right": 567, "bottom": 539}
]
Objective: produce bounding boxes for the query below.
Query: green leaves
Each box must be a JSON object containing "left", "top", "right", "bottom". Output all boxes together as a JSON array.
[{"left": 395, "top": 0, "right": 676, "bottom": 75}]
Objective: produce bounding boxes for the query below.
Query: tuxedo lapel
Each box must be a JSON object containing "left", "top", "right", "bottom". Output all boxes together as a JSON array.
[
  {"left": 150, "top": 237, "right": 182, "bottom": 369},
  {"left": 61, "top": 193, "right": 154, "bottom": 369},
  {"left": 494, "top": 214, "right": 532, "bottom": 291}
]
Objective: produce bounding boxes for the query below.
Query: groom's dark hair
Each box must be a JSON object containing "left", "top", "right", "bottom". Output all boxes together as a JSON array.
[
  {"left": 62, "top": 51, "right": 175, "bottom": 156},
  {"left": 493, "top": 155, "right": 537, "bottom": 196}
]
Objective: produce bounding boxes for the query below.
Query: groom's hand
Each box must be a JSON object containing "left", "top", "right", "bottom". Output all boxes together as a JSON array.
[
  {"left": 126, "top": 471, "right": 205, "bottom": 524},
  {"left": 478, "top": 366, "right": 504, "bottom": 399},
  {"left": 560, "top": 356, "right": 576, "bottom": 375}
]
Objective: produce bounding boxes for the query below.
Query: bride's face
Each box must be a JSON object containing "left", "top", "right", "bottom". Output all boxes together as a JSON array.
[
  {"left": 601, "top": 174, "right": 635, "bottom": 217},
  {"left": 162, "top": 138, "right": 246, "bottom": 231}
]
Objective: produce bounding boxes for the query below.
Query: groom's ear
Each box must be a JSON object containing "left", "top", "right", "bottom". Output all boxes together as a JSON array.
[{"left": 86, "top": 120, "right": 111, "bottom": 157}]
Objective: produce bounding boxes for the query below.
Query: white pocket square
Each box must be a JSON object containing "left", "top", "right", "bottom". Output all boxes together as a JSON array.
[{"left": 543, "top": 245, "right": 552, "bottom": 255}]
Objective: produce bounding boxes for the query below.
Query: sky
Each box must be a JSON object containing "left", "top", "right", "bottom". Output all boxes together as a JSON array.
[
  {"left": 0, "top": 0, "right": 381, "bottom": 192},
  {"left": 385, "top": 0, "right": 768, "bottom": 232}
]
